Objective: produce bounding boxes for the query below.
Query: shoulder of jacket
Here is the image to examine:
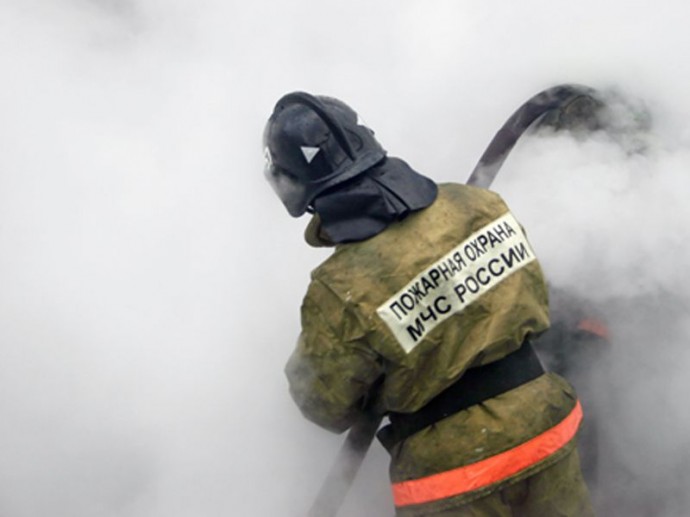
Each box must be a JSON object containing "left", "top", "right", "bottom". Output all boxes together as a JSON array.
[
  {"left": 431, "top": 183, "right": 508, "bottom": 218},
  {"left": 437, "top": 182, "right": 503, "bottom": 201}
]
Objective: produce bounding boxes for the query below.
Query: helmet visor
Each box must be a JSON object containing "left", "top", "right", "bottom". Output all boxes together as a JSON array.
[{"left": 264, "top": 150, "right": 309, "bottom": 217}]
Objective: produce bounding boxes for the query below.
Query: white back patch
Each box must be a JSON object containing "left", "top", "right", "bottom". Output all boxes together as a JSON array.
[
  {"left": 300, "top": 146, "right": 320, "bottom": 163},
  {"left": 376, "top": 212, "right": 537, "bottom": 353}
]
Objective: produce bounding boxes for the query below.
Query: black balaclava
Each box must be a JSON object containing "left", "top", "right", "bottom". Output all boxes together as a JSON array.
[{"left": 312, "top": 157, "right": 438, "bottom": 243}]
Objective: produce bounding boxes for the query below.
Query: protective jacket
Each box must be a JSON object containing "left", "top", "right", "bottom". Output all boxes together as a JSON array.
[{"left": 286, "top": 183, "right": 588, "bottom": 515}]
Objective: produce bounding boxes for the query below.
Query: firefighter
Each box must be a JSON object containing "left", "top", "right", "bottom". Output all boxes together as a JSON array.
[{"left": 264, "top": 92, "right": 593, "bottom": 516}]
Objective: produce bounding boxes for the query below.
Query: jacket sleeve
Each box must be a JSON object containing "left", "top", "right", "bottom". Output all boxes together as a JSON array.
[{"left": 285, "top": 278, "right": 383, "bottom": 434}]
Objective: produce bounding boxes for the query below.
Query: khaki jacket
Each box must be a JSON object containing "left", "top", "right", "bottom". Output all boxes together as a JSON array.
[{"left": 286, "top": 183, "right": 580, "bottom": 511}]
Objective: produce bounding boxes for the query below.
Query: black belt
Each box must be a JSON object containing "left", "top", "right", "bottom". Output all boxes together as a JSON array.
[{"left": 377, "top": 341, "right": 544, "bottom": 451}]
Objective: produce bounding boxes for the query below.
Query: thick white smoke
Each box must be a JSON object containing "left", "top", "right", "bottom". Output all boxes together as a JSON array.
[{"left": 1, "top": 1, "right": 690, "bottom": 516}]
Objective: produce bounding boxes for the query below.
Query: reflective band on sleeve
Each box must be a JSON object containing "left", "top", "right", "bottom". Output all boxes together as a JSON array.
[{"left": 392, "top": 401, "right": 583, "bottom": 508}]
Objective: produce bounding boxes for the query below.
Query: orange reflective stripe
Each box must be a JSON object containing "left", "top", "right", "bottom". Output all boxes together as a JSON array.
[
  {"left": 392, "top": 400, "right": 583, "bottom": 507},
  {"left": 577, "top": 318, "right": 610, "bottom": 340}
]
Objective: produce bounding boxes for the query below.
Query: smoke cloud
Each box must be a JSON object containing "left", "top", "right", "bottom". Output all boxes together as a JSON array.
[{"left": 1, "top": 1, "right": 689, "bottom": 515}]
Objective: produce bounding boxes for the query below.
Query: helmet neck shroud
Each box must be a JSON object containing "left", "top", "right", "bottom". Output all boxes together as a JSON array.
[{"left": 311, "top": 156, "right": 438, "bottom": 244}]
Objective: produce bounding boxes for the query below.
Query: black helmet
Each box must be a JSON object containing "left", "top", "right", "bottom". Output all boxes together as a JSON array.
[{"left": 263, "top": 92, "right": 386, "bottom": 217}]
